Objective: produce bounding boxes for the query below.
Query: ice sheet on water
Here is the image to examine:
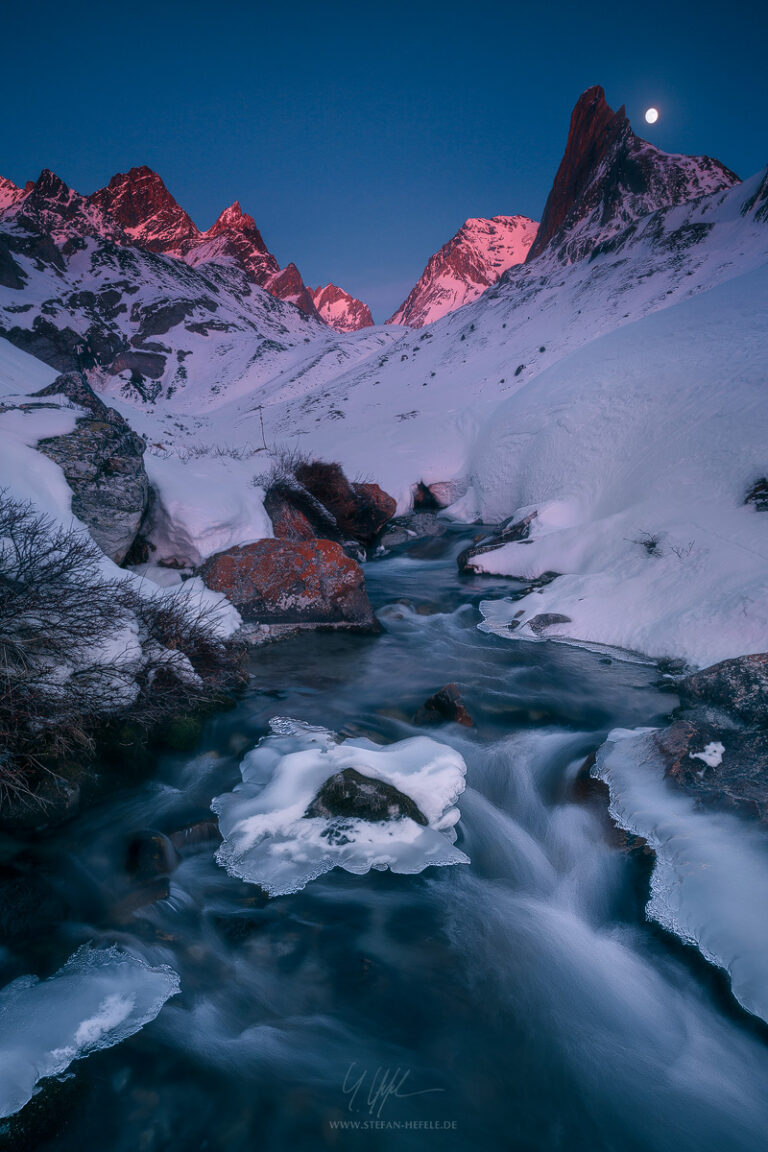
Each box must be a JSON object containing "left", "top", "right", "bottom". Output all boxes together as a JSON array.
[
  {"left": 0, "top": 945, "right": 180, "bottom": 1119},
  {"left": 212, "top": 719, "right": 469, "bottom": 895},
  {"left": 594, "top": 729, "right": 768, "bottom": 1025}
]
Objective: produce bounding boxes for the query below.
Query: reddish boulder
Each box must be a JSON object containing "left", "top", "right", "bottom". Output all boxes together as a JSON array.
[
  {"left": 351, "top": 482, "right": 397, "bottom": 538},
  {"left": 294, "top": 461, "right": 395, "bottom": 542},
  {"left": 197, "top": 539, "right": 379, "bottom": 632},
  {"left": 263, "top": 487, "right": 316, "bottom": 541},
  {"left": 415, "top": 683, "right": 474, "bottom": 727}
]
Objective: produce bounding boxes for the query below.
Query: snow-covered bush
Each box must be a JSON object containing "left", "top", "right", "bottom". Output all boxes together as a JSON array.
[{"left": 0, "top": 494, "right": 244, "bottom": 805}]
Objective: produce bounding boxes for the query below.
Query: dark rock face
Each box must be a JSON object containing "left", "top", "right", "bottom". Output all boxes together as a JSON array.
[
  {"left": 197, "top": 539, "right": 379, "bottom": 631},
  {"left": 677, "top": 653, "right": 768, "bottom": 726},
  {"left": 294, "top": 461, "right": 396, "bottom": 543},
  {"left": 2, "top": 318, "right": 94, "bottom": 373},
  {"left": 34, "top": 372, "right": 149, "bottom": 563},
  {"left": 526, "top": 85, "right": 739, "bottom": 265},
  {"left": 745, "top": 477, "right": 768, "bottom": 511},
  {"left": 655, "top": 714, "right": 768, "bottom": 823},
  {"left": 13, "top": 169, "right": 125, "bottom": 246},
  {"left": 527, "top": 613, "right": 572, "bottom": 635},
  {"left": 458, "top": 512, "right": 537, "bottom": 572},
  {"left": 110, "top": 349, "right": 167, "bottom": 379},
  {"left": 415, "top": 683, "right": 474, "bottom": 727},
  {"left": 304, "top": 767, "right": 427, "bottom": 825},
  {"left": 652, "top": 651, "right": 768, "bottom": 824},
  {"left": 0, "top": 236, "right": 26, "bottom": 289}
]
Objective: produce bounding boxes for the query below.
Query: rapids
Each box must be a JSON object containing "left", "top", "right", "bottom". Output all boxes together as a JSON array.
[{"left": 3, "top": 525, "right": 768, "bottom": 1151}]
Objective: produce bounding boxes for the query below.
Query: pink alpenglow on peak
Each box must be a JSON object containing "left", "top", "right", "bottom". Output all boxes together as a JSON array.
[
  {"left": 0, "top": 176, "right": 25, "bottom": 213},
  {"left": 89, "top": 165, "right": 198, "bottom": 253},
  {"left": 312, "top": 283, "right": 374, "bottom": 332},
  {"left": 526, "top": 85, "right": 741, "bottom": 265},
  {"left": 387, "top": 215, "right": 539, "bottom": 328}
]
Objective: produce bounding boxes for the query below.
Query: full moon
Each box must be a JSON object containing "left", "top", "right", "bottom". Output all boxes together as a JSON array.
[{"left": 645, "top": 107, "right": 659, "bottom": 124}]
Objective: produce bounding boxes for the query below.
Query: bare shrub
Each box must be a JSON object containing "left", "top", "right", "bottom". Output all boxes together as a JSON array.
[
  {"left": 629, "top": 530, "right": 663, "bottom": 557},
  {"left": 0, "top": 494, "right": 244, "bottom": 807},
  {"left": 252, "top": 443, "right": 311, "bottom": 489},
  {"left": 0, "top": 495, "right": 136, "bottom": 798}
]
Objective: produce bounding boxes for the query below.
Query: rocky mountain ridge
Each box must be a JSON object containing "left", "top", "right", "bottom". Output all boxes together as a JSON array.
[
  {"left": 388, "top": 214, "right": 539, "bottom": 327},
  {"left": 526, "top": 85, "right": 740, "bottom": 264},
  {"left": 312, "top": 283, "right": 374, "bottom": 331}
]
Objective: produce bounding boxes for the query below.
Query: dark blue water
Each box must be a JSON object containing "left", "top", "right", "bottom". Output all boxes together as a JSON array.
[{"left": 4, "top": 526, "right": 768, "bottom": 1152}]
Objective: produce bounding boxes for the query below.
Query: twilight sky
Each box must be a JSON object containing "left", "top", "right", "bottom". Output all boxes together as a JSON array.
[{"left": 1, "top": 0, "right": 766, "bottom": 320}]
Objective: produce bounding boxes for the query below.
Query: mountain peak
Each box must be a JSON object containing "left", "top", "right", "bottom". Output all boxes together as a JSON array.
[
  {"left": 388, "top": 213, "right": 538, "bottom": 327},
  {"left": 90, "top": 165, "right": 198, "bottom": 253},
  {"left": 0, "top": 175, "right": 26, "bottom": 213},
  {"left": 312, "top": 283, "right": 374, "bottom": 331},
  {"left": 207, "top": 200, "right": 262, "bottom": 241},
  {"left": 527, "top": 85, "right": 740, "bottom": 264}
]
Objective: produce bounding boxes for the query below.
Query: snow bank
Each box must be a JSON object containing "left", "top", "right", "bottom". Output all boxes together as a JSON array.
[
  {"left": 474, "top": 264, "right": 768, "bottom": 667},
  {"left": 0, "top": 336, "right": 57, "bottom": 398},
  {"left": 0, "top": 402, "right": 80, "bottom": 518},
  {"left": 594, "top": 729, "right": 768, "bottom": 1026},
  {"left": 145, "top": 453, "right": 273, "bottom": 566},
  {"left": 0, "top": 945, "right": 179, "bottom": 1119},
  {"left": 212, "top": 719, "right": 469, "bottom": 895}
]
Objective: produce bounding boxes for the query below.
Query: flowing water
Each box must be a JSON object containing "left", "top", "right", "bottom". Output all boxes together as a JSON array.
[{"left": 4, "top": 526, "right": 768, "bottom": 1151}]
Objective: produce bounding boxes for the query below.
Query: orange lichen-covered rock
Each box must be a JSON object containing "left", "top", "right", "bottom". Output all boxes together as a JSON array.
[{"left": 197, "top": 539, "right": 379, "bottom": 631}]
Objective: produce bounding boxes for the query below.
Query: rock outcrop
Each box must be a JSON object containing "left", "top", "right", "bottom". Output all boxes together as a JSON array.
[
  {"left": 457, "top": 511, "right": 537, "bottom": 572},
  {"left": 34, "top": 372, "right": 149, "bottom": 563},
  {"left": 415, "top": 684, "right": 474, "bottom": 727},
  {"left": 197, "top": 539, "right": 379, "bottom": 632},
  {"left": 653, "top": 652, "right": 768, "bottom": 823},
  {"left": 677, "top": 653, "right": 768, "bottom": 727}
]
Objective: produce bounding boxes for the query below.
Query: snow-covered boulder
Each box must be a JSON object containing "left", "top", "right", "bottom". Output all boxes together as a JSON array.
[{"left": 212, "top": 719, "right": 469, "bottom": 895}]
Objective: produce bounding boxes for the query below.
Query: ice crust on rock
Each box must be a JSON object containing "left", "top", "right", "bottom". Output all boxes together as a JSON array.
[
  {"left": 212, "top": 719, "right": 469, "bottom": 895},
  {"left": 0, "top": 945, "right": 180, "bottom": 1119},
  {"left": 594, "top": 729, "right": 768, "bottom": 1025}
]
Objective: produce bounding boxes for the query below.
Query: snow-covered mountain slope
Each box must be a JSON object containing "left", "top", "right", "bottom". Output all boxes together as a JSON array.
[
  {"left": 0, "top": 165, "right": 372, "bottom": 323},
  {"left": 388, "top": 215, "right": 538, "bottom": 327},
  {"left": 91, "top": 165, "right": 321, "bottom": 316},
  {"left": 474, "top": 260, "right": 768, "bottom": 667},
  {"left": 526, "top": 85, "right": 740, "bottom": 265},
  {"left": 312, "top": 283, "right": 374, "bottom": 331},
  {"left": 226, "top": 168, "right": 767, "bottom": 513},
  {"left": 0, "top": 181, "right": 399, "bottom": 411}
]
